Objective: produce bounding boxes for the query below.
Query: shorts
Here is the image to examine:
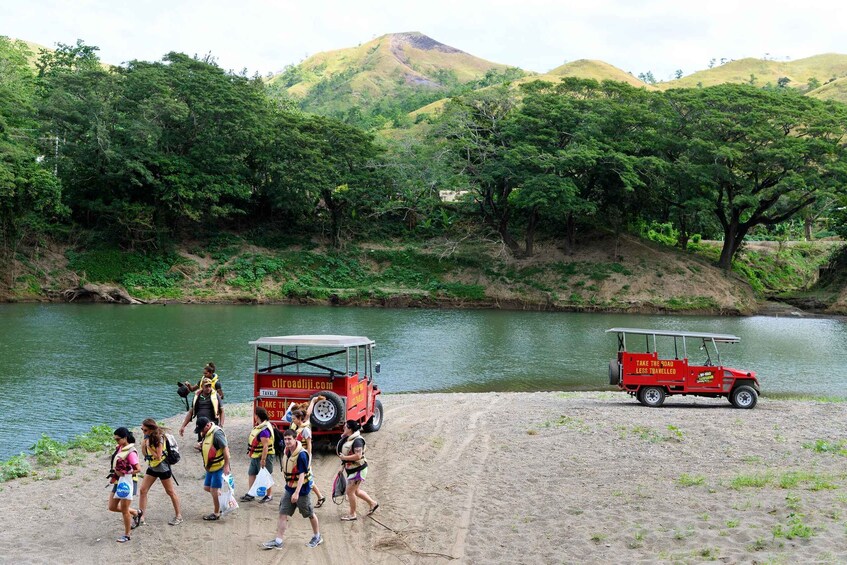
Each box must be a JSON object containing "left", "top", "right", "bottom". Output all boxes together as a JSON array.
[
  {"left": 346, "top": 466, "right": 368, "bottom": 483},
  {"left": 112, "top": 480, "right": 138, "bottom": 496},
  {"left": 248, "top": 456, "right": 273, "bottom": 476},
  {"left": 145, "top": 467, "right": 173, "bottom": 480},
  {"left": 204, "top": 468, "right": 224, "bottom": 489},
  {"left": 279, "top": 488, "right": 314, "bottom": 518}
]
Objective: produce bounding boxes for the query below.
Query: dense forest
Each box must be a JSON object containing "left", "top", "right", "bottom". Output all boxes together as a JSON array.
[{"left": 2, "top": 37, "right": 847, "bottom": 289}]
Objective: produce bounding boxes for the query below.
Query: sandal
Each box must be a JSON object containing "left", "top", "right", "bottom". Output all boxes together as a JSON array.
[
  {"left": 168, "top": 516, "right": 184, "bottom": 526},
  {"left": 202, "top": 513, "right": 221, "bottom": 521},
  {"left": 116, "top": 535, "right": 131, "bottom": 543},
  {"left": 367, "top": 503, "right": 380, "bottom": 516},
  {"left": 315, "top": 497, "right": 326, "bottom": 508},
  {"left": 131, "top": 509, "right": 144, "bottom": 529},
  {"left": 340, "top": 515, "right": 358, "bottom": 521}
]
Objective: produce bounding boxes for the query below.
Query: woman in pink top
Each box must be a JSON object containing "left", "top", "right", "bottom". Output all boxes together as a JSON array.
[{"left": 107, "top": 427, "right": 142, "bottom": 543}]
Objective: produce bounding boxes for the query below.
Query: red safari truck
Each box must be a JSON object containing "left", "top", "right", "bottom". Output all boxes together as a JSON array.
[
  {"left": 250, "top": 335, "right": 383, "bottom": 437},
  {"left": 607, "top": 328, "right": 760, "bottom": 408}
]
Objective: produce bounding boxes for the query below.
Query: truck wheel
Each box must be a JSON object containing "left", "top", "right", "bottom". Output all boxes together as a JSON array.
[
  {"left": 310, "top": 391, "right": 345, "bottom": 429},
  {"left": 639, "top": 386, "right": 666, "bottom": 407},
  {"left": 363, "top": 399, "right": 383, "bottom": 433},
  {"left": 609, "top": 360, "right": 621, "bottom": 385},
  {"left": 730, "top": 385, "right": 758, "bottom": 409}
]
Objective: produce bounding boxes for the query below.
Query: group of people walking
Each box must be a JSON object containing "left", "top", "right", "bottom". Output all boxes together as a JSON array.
[{"left": 106, "top": 364, "right": 379, "bottom": 551}]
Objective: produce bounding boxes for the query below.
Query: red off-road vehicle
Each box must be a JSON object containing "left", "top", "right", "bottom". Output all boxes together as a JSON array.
[
  {"left": 607, "top": 328, "right": 760, "bottom": 408},
  {"left": 250, "top": 335, "right": 383, "bottom": 436}
]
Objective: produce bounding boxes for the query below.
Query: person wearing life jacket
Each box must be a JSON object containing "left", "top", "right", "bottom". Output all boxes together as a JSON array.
[
  {"left": 138, "top": 418, "right": 182, "bottom": 527},
  {"left": 179, "top": 377, "right": 224, "bottom": 443},
  {"left": 178, "top": 363, "right": 224, "bottom": 404},
  {"left": 290, "top": 407, "right": 327, "bottom": 508},
  {"left": 107, "top": 427, "right": 142, "bottom": 543},
  {"left": 336, "top": 419, "right": 378, "bottom": 521},
  {"left": 196, "top": 416, "right": 231, "bottom": 521},
  {"left": 261, "top": 429, "right": 323, "bottom": 550},
  {"left": 241, "top": 406, "right": 275, "bottom": 504}
]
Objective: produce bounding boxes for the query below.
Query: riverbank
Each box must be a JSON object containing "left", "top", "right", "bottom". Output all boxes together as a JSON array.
[
  {"left": 5, "top": 234, "right": 845, "bottom": 315},
  {"left": 2, "top": 392, "right": 846, "bottom": 563}
]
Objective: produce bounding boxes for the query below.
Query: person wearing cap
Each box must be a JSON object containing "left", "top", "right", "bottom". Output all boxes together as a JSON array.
[
  {"left": 179, "top": 377, "right": 224, "bottom": 442},
  {"left": 195, "top": 416, "right": 231, "bottom": 521}
]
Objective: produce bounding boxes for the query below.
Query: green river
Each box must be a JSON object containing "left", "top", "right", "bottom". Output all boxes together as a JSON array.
[{"left": 0, "top": 303, "right": 844, "bottom": 459}]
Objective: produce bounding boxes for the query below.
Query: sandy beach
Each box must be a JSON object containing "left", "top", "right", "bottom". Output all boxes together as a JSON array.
[{"left": 2, "top": 392, "right": 847, "bottom": 564}]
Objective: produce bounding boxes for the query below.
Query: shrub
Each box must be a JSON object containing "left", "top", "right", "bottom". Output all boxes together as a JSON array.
[{"left": 0, "top": 454, "right": 31, "bottom": 482}]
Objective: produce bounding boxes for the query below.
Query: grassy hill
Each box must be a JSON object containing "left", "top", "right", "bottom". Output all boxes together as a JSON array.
[
  {"left": 408, "top": 59, "right": 650, "bottom": 123},
  {"left": 537, "top": 59, "right": 647, "bottom": 88},
  {"left": 807, "top": 76, "right": 847, "bottom": 102},
  {"left": 267, "top": 32, "right": 520, "bottom": 123},
  {"left": 656, "top": 54, "right": 847, "bottom": 100}
]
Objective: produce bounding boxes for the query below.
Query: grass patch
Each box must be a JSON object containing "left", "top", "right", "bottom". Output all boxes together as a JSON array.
[
  {"left": 1, "top": 425, "right": 115, "bottom": 483},
  {"left": 543, "top": 415, "right": 590, "bottom": 432},
  {"left": 772, "top": 513, "right": 814, "bottom": 539},
  {"left": 729, "top": 473, "right": 772, "bottom": 489},
  {"left": 678, "top": 473, "right": 706, "bottom": 487},
  {"left": 802, "top": 439, "right": 847, "bottom": 456},
  {"left": 779, "top": 470, "right": 839, "bottom": 490}
]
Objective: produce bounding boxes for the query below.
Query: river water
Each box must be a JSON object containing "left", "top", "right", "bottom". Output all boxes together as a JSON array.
[{"left": 0, "top": 303, "right": 844, "bottom": 459}]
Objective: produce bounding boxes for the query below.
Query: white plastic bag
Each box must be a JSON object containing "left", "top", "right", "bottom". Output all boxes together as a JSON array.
[
  {"left": 115, "top": 474, "right": 133, "bottom": 500},
  {"left": 218, "top": 473, "right": 239, "bottom": 516},
  {"left": 247, "top": 467, "right": 275, "bottom": 498}
]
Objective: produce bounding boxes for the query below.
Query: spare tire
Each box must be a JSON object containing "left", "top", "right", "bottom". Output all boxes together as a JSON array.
[
  {"left": 309, "top": 391, "right": 345, "bottom": 429},
  {"left": 609, "top": 359, "right": 621, "bottom": 386}
]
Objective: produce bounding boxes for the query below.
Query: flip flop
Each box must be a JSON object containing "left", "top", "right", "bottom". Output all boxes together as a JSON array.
[
  {"left": 202, "top": 513, "right": 221, "bottom": 521},
  {"left": 340, "top": 515, "right": 358, "bottom": 521},
  {"left": 315, "top": 497, "right": 326, "bottom": 508},
  {"left": 367, "top": 503, "right": 380, "bottom": 516}
]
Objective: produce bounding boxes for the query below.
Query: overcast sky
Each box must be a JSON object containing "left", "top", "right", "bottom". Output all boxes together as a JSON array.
[{"left": 2, "top": 0, "right": 845, "bottom": 81}]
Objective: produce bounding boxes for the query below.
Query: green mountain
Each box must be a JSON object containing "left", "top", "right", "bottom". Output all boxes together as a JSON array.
[
  {"left": 267, "top": 32, "right": 521, "bottom": 124},
  {"left": 538, "top": 59, "right": 647, "bottom": 87},
  {"left": 656, "top": 54, "right": 847, "bottom": 98}
]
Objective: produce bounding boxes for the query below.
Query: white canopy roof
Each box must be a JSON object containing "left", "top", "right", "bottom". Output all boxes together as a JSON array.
[
  {"left": 249, "top": 335, "right": 374, "bottom": 348},
  {"left": 606, "top": 328, "right": 740, "bottom": 342}
]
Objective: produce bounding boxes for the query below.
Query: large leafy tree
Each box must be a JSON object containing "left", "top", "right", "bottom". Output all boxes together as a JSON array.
[
  {"left": 37, "top": 48, "right": 269, "bottom": 247},
  {"left": 659, "top": 85, "right": 847, "bottom": 269},
  {"left": 506, "top": 78, "right": 655, "bottom": 255},
  {"left": 256, "top": 111, "right": 382, "bottom": 246},
  {"left": 0, "top": 37, "right": 66, "bottom": 261},
  {"left": 436, "top": 86, "right": 523, "bottom": 255}
]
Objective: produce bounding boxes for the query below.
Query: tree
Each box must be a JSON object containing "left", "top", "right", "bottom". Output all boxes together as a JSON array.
[
  {"left": 659, "top": 85, "right": 847, "bottom": 269},
  {"left": 674, "top": 69, "right": 683, "bottom": 80},
  {"left": 37, "top": 49, "right": 270, "bottom": 247},
  {"left": 256, "top": 111, "right": 382, "bottom": 246},
  {"left": 0, "top": 37, "right": 67, "bottom": 262},
  {"left": 505, "top": 79, "right": 653, "bottom": 255},
  {"left": 436, "top": 86, "right": 523, "bottom": 255}
]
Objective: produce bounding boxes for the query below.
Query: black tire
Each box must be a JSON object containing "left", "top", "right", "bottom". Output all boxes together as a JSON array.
[
  {"left": 609, "top": 360, "right": 621, "bottom": 386},
  {"left": 363, "top": 398, "right": 383, "bottom": 432},
  {"left": 638, "top": 386, "right": 666, "bottom": 407},
  {"left": 730, "top": 385, "right": 758, "bottom": 409},
  {"left": 309, "top": 391, "right": 345, "bottom": 429}
]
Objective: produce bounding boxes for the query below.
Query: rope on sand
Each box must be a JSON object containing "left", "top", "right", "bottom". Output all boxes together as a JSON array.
[{"left": 369, "top": 514, "right": 458, "bottom": 560}]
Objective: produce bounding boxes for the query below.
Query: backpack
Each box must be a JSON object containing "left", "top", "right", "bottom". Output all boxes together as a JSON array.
[
  {"left": 272, "top": 426, "right": 285, "bottom": 465},
  {"left": 164, "top": 433, "right": 181, "bottom": 465}
]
